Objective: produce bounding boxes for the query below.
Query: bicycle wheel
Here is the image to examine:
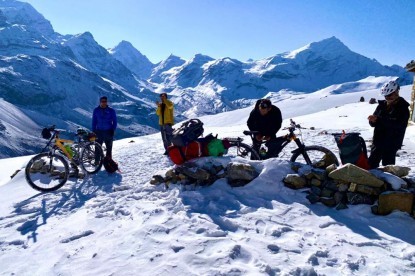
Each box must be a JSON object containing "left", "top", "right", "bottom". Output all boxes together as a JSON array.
[
  {"left": 80, "top": 141, "right": 104, "bottom": 174},
  {"left": 25, "top": 153, "right": 69, "bottom": 192},
  {"left": 290, "top": 146, "right": 339, "bottom": 168},
  {"left": 225, "top": 142, "right": 261, "bottom": 160}
]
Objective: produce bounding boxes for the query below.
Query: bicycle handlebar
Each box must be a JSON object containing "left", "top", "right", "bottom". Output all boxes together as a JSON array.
[{"left": 245, "top": 119, "right": 306, "bottom": 137}]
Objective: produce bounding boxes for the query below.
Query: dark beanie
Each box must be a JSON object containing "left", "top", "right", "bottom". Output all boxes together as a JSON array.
[{"left": 100, "top": 96, "right": 107, "bottom": 101}]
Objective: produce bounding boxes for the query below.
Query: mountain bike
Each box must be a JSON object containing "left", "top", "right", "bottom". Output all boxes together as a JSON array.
[
  {"left": 25, "top": 126, "right": 104, "bottom": 192},
  {"left": 224, "top": 119, "right": 339, "bottom": 168}
]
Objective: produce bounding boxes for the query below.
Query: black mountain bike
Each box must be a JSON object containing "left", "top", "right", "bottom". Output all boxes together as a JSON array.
[{"left": 224, "top": 119, "right": 339, "bottom": 168}]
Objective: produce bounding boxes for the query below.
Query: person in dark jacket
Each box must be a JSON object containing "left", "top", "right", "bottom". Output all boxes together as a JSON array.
[
  {"left": 247, "top": 99, "right": 283, "bottom": 158},
  {"left": 368, "top": 80, "right": 409, "bottom": 168},
  {"left": 92, "top": 96, "right": 117, "bottom": 158}
]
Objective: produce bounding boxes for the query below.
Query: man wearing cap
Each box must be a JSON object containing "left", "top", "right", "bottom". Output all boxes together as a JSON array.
[
  {"left": 92, "top": 96, "right": 117, "bottom": 158},
  {"left": 368, "top": 80, "right": 409, "bottom": 168},
  {"left": 247, "top": 99, "right": 283, "bottom": 159},
  {"left": 156, "top": 93, "right": 174, "bottom": 154}
]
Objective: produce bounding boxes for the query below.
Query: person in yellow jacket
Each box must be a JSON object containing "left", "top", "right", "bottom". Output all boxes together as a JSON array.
[{"left": 156, "top": 93, "right": 174, "bottom": 154}]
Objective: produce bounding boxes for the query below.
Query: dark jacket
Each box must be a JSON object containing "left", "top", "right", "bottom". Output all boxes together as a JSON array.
[
  {"left": 369, "top": 97, "right": 409, "bottom": 150},
  {"left": 247, "top": 103, "right": 282, "bottom": 138},
  {"left": 92, "top": 106, "right": 117, "bottom": 132}
]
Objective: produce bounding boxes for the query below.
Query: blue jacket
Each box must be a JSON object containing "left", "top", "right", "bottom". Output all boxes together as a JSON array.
[{"left": 92, "top": 106, "right": 117, "bottom": 132}]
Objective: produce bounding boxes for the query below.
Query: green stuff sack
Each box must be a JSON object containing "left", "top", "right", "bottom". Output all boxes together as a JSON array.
[{"left": 207, "top": 139, "right": 225, "bottom": 156}]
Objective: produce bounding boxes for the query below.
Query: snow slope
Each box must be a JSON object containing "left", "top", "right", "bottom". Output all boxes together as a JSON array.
[{"left": 0, "top": 85, "right": 414, "bottom": 275}]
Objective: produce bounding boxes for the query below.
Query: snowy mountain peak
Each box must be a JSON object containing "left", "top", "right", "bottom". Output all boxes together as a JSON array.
[
  {"left": 0, "top": 0, "right": 55, "bottom": 36},
  {"left": 188, "top": 53, "right": 215, "bottom": 65},
  {"left": 150, "top": 54, "right": 186, "bottom": 83},
  {"left": 74, "top": 31, "right": 95, "bottom": 42},
  {"left": 109, "top": 40, "right": 135, "bottom": 52},
  {"left": 108, "top": 40, "right": 154, "bottom": 79},
  {"left": 285, "top": 36, "right": 350, "bottom": 59}
]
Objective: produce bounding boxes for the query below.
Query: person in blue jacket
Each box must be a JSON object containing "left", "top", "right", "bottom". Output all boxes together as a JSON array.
[{"left": 92, "top": 96, "right": 117, "bottom": 158}]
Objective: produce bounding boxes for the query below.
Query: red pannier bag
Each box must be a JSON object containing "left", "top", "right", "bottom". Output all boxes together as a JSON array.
[{"left": 167, "top": 141, "right": 203, "bottom": 165}]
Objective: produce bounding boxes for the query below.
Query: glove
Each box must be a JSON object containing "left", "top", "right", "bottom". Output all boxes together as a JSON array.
[{"left": 255, "top": 134, "right": 263, "bottom": 141}]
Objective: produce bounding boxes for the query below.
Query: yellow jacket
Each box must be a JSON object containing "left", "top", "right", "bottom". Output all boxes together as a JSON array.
[{"left": 156, "top": 99, "right": 174, "bottom": 125}]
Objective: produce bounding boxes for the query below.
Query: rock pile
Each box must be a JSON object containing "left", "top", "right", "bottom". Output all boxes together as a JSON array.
[
  {"left": 150, "top": 161, "right": 258, "bottom": 188},
  {"left": 284, "top": 163, "right": 414, "bottom": 215},
  {"left": 29, "top": 159, "right": 85, "bottom": 179}
]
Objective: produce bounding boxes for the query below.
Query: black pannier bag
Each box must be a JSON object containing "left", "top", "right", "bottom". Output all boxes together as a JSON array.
[
  {"left": 171, "top": 119, "right": 204, "bottom": 147},
  {"left": 332, "top": 131, "right": 370, "bottom": 170},
  {"left": 103, "top": 156, "right": 118, "bottom": 173},
  {"left": 41, "top": 128, "right": 52, "bottom": 139}
]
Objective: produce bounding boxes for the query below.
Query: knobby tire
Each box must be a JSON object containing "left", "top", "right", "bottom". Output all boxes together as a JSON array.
[{"left": 25, "top": 152, "right": 69, "bottom": 192}]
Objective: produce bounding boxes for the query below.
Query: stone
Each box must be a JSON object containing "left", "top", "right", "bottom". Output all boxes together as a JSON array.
[
  {"left": 378, "top": 165, "right": 410, "bottom": 178},
  {"left": 310, "top": 179, "right": 322, "bottom": 187},
  {"left": 336, "top": 202, "right": 349, "bottom": 210},
  {"left": 150, "top": 175, "right": 165, "bottom": 185},
  {"left": 346, "top": 192, "right": 375, "bottom": 205},
  {"left": 313, "top": 153, "right": 338, "bottom": 169},
  {"left": 165, "top": 169, "right": 176, "bottom": 178},
  {"left": 226, "top": 162, "right": 258, "bottom": 187},
  {"left": 50, "top": 170, "right": 61, "bottom": 177},
  {"left": 376, "top": 192, "right": 414, "bottom": 215},
  {"left": 176, "top": 164, "right": 211, "bottom": 182},
  {"left": 324, "top": 180, "right": 339, "bottom": 191},
  {"left": 283, "top": 174, "right": 307, "bottom": 189},
  {"left": 334, "top": 192, "right": 346, "bottom": 205},
  {"left": 326, "top": 164, "right": 337, "bottom": 174},
  {"left": 291, "top": 162, "right": 303, "bottom": 173},
  {"left": 348, "top": 183, "right": 382, "bottom": 196},
  {"left": 402, "top": 177, "right": 415, "bottom": 189},
  {"left": 369, "top": 169, "right": 406, "bottom": 190},
  {"left": 329, "top": 163, "right": 385, "bottom": 188},
  {"left": 359, "top": 96, "right": 365, "bottom": 102},
  {"left": 311, "top": 168, "right": 327, "bottom": 181},
  {"left": 304, "top": 171, "right": 315, "bottom": 180},
  {"left": 306, "top": 193, "right": 320, "bottom": 204},
  {"left": 32, "top": 160, "right": 45, "bottom": 171},
  {"left": 337, "top": 183, "right": 350, "bottom": 192},
  {"left": 320, "top": 188, "right": 335, "bottom": 198},
  {"left": 369, "top": 98, "right": 377, "bottom": 104},
  {"left": 320, "top": 197, "right": 336, "bottom": 207},
  {"left": 310, "top": 186, "right": 322, "bottom": 196},
  {"left": 40, "top": 165, "right": 49, "bottom": 174}
]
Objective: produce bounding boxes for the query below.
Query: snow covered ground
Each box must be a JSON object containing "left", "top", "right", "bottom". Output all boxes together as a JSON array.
[{"left": 0, "top": 83, "right": 415, "bottom": 275}]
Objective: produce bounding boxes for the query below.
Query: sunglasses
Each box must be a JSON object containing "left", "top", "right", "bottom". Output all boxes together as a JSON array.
[{"left": 100, "top": 100, "right": 107, "bottom": 103}]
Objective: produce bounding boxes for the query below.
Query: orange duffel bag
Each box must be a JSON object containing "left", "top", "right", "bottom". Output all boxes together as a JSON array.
[{"left": 167, "top": 141, "right": 203, "bottom": 165}]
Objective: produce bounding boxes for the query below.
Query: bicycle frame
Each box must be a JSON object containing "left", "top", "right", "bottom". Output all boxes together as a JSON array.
[
  {"left": 42, "top": 131, "right": 77, "bottom": 162},
  {"left": 240, "top": 120, "right": 308, "bottom": 160}
]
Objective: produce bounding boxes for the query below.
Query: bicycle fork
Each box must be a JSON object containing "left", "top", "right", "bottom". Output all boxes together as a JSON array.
[{"left": 291, "top": 139, "right": 312, "bottom": 165}]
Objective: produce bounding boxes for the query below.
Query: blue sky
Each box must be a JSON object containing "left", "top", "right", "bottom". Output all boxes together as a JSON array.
[{"left": 23, "top": 0, "right": 414, "bottom": 66}]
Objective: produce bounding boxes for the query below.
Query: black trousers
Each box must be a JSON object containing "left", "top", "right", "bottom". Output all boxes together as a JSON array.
[
  {"left": 96, "top": 130, "right": 114, "bottom": 158},
  {"left": 368, "top": 144, "right": 397, "bottom": 169}
]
